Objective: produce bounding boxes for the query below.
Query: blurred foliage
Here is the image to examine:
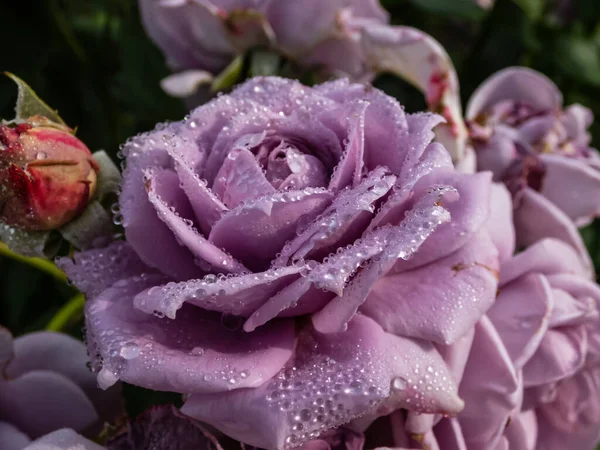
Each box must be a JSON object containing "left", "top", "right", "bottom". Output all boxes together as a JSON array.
[{"left": 1, "top": 0, "right": 600, "bottom": 428}]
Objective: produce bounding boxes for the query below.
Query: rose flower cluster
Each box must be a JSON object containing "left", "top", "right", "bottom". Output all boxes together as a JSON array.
[{"left": 1, "top": 1, "right": 599, "bottom": 450}]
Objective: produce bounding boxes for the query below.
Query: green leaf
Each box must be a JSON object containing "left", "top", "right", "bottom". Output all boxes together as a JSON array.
[
  {"left": 555, "top": 35, "right": 600, "bottom": 87},
  {"left": 249, "top": 50, "right": 281, "bottom": 77},
  {"left": 210, "top": 55, "right": 244, "bottom": 93},
  {"left": 512, "top": 0, "right": 544, "bottom": 21},
  {"left": 4, "top": 73, "right": 67, "bottom": 125}
]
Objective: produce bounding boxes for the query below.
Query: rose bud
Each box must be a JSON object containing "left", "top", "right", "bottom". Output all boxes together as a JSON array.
[{"left": 0, "top": 116, "right": 99, "bottom": 231}]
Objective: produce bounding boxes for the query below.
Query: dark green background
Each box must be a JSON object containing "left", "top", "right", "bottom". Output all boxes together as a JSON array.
[{"left": 1, "top": 0, "right": 599, "bottom": 422}]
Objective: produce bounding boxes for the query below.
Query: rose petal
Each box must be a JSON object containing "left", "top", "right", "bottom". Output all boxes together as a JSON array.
[
  {"left": 85, "top": 274, "right": 294, "bottom": 393},
  {"left": 182, "top": 315, "right": 462, "bottom": 450},
  {"left": 523, "top": 327, "right": 588, "bottom": 387},
  {"left": 134, "top": 266, "right": 304, "bottom": 319},
  {"left": 160, "top": 70, "right": 213, "bottom": 97},
  {"left": 503, "top": 410, "right": 537, "bottom": 450},
  {"left": 362, "top": 230, "right": 498, "bottom": 345},
  {"left": 212, "top": 147, "right": 276, "bottom": 207},
  {"left": 487, "top": 274, "right": 553, "bottom": 369},
  {"left": 312, "top": 186, "right": 456, "bottom": 334},
  {"left": 328, "top": 101, "right": 368, "bottom": 191},
  {"left": 512, "top": 187, "right": 593, "bottom": 274},
  {"left": 432, "top": 418, "right": 467, "bottom": 450},
  {"left": 549, "top": 287, "right": 597, "bottom": 328},
  {"left": 0, "top": 326, "right": 13, "bottom": 369},
  {"left": 456, "top": 316, "right": 521, "bottom": 450},
  {"left": 539, "top": 154, "right": 600, "bottom": 226},
  {"left": 209, "top": 188, "right": 333, "bottom": 270},
  {"left": 273, "top": 167, "right": 395, "bottom": 267},
  {"left": 392, "top": 171, "right": 492, "bottom": 272},
  {"left": 0, "top": 371, "right": 98, "bottom": 439},
  {"left": 499, "top": 238, "right": 588, "bottom": 286},
  {"left": 485, "top": 183, "right": 515, "bottom": 263},
  {"left": 466, "top": 67, "right": 562, "bottom": 120},
  {"left": 146, "top": 168, "right": 247, "bottom": 273},
  {"left": 58, "top": 241, "right": 153, "bottom": 299},
  {"left": 120, "top": 132, "right": 201, "bottom": 280}
]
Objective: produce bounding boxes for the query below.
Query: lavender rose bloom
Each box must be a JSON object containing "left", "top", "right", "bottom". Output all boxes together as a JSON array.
[
  {"left": 467, "top": 68, "right": 600, "bottom": 242},
  {"left": 0, "top": 328, "right": 122, "bottom": 450},
  {"left": 60, "top": 77, "right": 500, "bottom": 449}
]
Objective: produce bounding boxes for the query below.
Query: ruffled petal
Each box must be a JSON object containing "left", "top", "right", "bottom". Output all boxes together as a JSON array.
[
  {"left": 212, "top": 147, "right": 276, "bottom": 207},
  {"left": 466, "top": 67, "right": 562, "bottom": 120},
  {"left": 487, "top": 274, "right": 553, "bottom": 369},
  {"left": 485, "top": 183, "right": 515, "bottom": 263},
  {"left": 58, "top": 241, "right": 153, "bottom": 299},
  {"left": 209, "top": 188, "right": 333, "bottom": 270},
  {"left": 512, "top": 187, "right": 593, "bottom": 274},
  {"left": 523, "top": 327, "right": 588, "bottom": 387},
  {"left": 362, "top": 230, "right": 498, "bottom": 345},
  {"left": 146, "top": 168, "right": 247, "bottom": 273},
  {"left": 85, "top": 274, "right": 294, "bottom": 393},
  {"left": 432, "top": 418, "right": 467, "bottom": 450},
  {"left": 499, "top": 238, "right": 588, "bottom": 286},
  {"left": 182, "top": 315, "right": 463, "bottom": 450},
  {"left": 455, "top": 317, "right": 521, "bottom": 450},
  {"left": 134, "top": 266, "right": 304, "bottom": 319},
  {"left": 539, "top": 154, "right": 600, "bottom": 226},
  {"left": 503, "top": 410, "right": 537, "bottom": 450}
]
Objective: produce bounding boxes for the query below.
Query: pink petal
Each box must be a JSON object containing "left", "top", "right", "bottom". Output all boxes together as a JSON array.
[
  {"left": 456, "top": 317, "right": 521, "bottom": 450},
  {"left": 363, "top": 230, "right": 498, "bottom": 345},
  {"left": 512, "top": 187, "right": 593, "bottom": 275},
  {"left": 487, "top": 274, "right": 553, "bottom": 369},
  {"left": 432, "top": 418, "right": 467, "bottom": 450},
  {"left": 485, "top": 183, "right": 515, "bottom": 263},
  {"left": 182, "top": 315, "right": 463, "bottom": 449},
  {"left": 209, "top": 188, "right": 333, "bottom": 270},
  {"left": 539, "top": 154, "right": 600, "bottom": 226},
  {"left": 466, "top": 67, "right": 562, "bottom": 120},
  {"left": 523, "top": 327, "right": 588, "bottom": 387},
  {"left": 134, "top": 265, "right": 304, "bottom": 319},
  {"left": 503, "top": 410, "right": 537, "bottom": 450},
  {"left": 0, "top": 421, "right": 30, "bottom": 450},
  {"left": 212, "top": 147, "right": 276, "bottom": 207},
  {"left": 146, "top": 168, "right": 247, "bottom": 274},
  {"left": 85, "top": 274, "right": 294, "bottom": 393},
  {"left": 58, "top": 241, "right": 154, "bottom": 299}
]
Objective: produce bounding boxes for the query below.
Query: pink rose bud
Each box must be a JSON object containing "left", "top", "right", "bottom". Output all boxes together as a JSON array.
[{"left": 0, "top": 117, "right": 99, "bottom": 231}]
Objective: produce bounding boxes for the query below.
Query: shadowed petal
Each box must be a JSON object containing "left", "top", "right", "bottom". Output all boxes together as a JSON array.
[
  {"left": 0, "top": 422, "right": 30, "bottom": 450},
  {"left": 23, "top": 429, "right": 104, "bottom": 450}
]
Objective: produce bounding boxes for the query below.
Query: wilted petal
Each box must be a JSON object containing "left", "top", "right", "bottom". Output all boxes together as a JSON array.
[
  {"left": 362, "top": 230, "right": 498, "bottom": 345},
  {"left": 487, "top": 274, "right": 553, "bottom": 369},
  {"left": 523, "top": 327, "right": 588, "bottom": 387},
  {"left": 539, "top": 154, "right": 600, "bottom": 226},
  {"left": 456, "top": 317, "right": 521, "bottom": 450},
  {"left": 209, "top": 188, "right": 333, "bottom": 270},
  {"left": 23, "top": 428, "right": 104, "bottom": 450},
  {"left": 85, "top": 274, "right": 294, "bottom": 393},
  {"left": 146, "top": 168, "right": 247, "bottom": 273},
  {"left": 182, "top": 315, "right": 462, "bottom": 450},
  {"left": 466, "top": 67, "right": 562, "bottom": 120}
]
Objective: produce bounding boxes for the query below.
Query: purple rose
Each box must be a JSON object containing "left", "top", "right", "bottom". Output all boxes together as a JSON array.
[
  {"left": 60, "top": 76, "right": 500, "bottom": 449},
  {"left": 139, "top": 0, "right": 469, "bottom": 161},
  {"left": 0, "top": 327, "right": 122, "bottom": 450},
  {"left": 466, "top": 67, "right": 600, "bottom": 261}
]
